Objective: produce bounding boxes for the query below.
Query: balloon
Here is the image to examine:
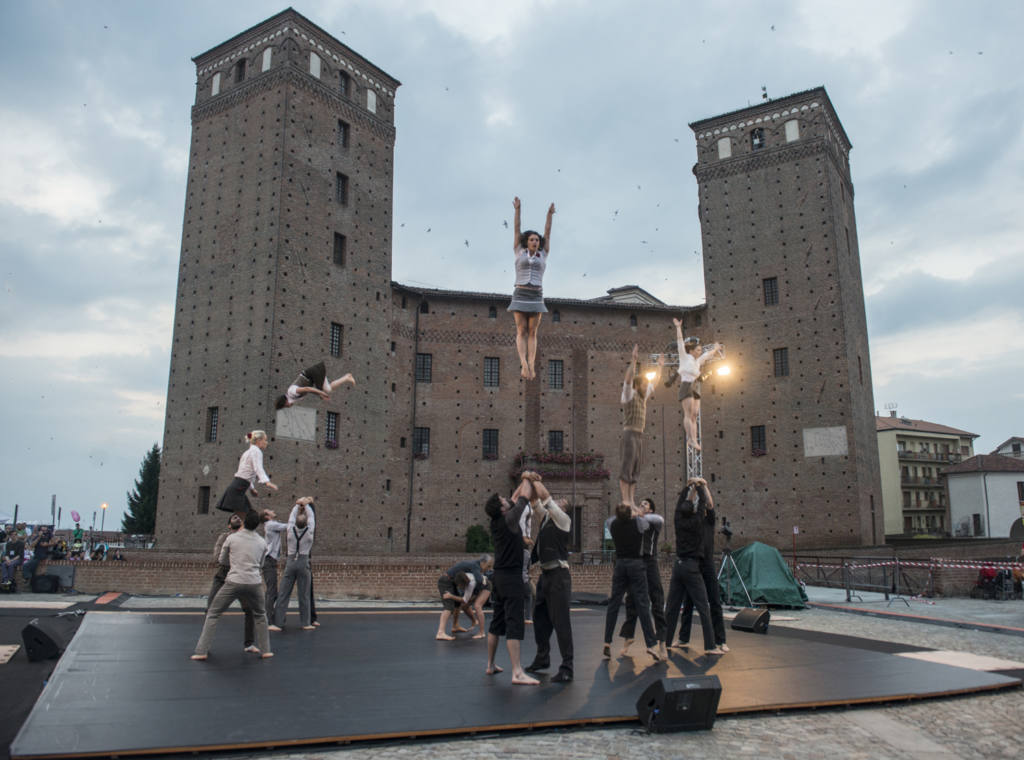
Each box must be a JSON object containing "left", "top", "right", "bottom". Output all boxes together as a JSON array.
[{"left": 71, "top": 510, "right": 81, "bottom": 523}]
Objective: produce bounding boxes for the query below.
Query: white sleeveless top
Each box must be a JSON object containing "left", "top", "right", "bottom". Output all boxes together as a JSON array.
[{"left": 513, "top": 247, "right": 547, "bottom": 287}]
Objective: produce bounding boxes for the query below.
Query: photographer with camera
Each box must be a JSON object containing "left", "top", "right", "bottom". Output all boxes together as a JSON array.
[
  {"left": 664, "top": 479, "right": 724, "bottom": 655},
  {"left": 676, "top": 478, "right": 728, "bottom": 652}
]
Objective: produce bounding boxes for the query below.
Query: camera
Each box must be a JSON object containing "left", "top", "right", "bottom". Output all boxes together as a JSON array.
[{"left": 719, "top": 516, "right": 733, "bottom": 538}]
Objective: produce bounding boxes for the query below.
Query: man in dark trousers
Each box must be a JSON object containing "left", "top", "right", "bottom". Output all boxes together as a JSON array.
[
  {"left": 484, "top": 473, "right": 540, "bottom": 685},
  {"left": 676, "top": 477, "right": 728, "bottom": 652},
  {"left": 524, "top": 479, "right": 574, "bottom": 682},
  {"left": 618, "top": 497, "right": 667, "bottom": 659},
  {"left": 603, "top": 503, "right": 664, "bottom": 661},
  {"left": 664, "top": 479, "right": 724, "bottom": 655}
]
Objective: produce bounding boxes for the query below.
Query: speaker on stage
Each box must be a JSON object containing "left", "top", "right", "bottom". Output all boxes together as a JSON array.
[
  {"left": 636, "top": 675, "right": 721, "bottom": 732},
  {"left": 21, "top": 615, "right": 80, "bottom": 662},
  {"left": 30, "top": 574, "right": 60, "bottom": 593},
  {"left": 731, "top": 607, "right": 770, "bottom": 633}
]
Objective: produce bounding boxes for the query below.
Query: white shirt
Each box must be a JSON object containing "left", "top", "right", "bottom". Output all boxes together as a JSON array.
[
  {"left": 219, "top": 529, "right": 268, "bottom": 585},
  {"left": 621, "top": 379, "right": 656, "bottom": 405},
  {"left": 263, "top": 520, "right": 287, "bottom": 560},
  {"left": 676, "top": 342, "right": 715, "bottom": 383},
  {"left": 235, "top": 444, "right": 271, "bottom": 486}
]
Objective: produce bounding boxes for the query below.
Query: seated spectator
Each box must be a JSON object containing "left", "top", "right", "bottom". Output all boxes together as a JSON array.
[
  {"left": 110, "top": 548, "right": 126, "bottom": 561},
  {"left": 2, "top": 531, "right": 26, "bottom": 587},
  {"left": 50, "top": 538, "right": 68, "bottom": 561},
  {"left": 23, "top": 527, "right": 54, "bottom": 583},
  {"left": 90, "top": 544, "right": 106, "bottom": 562}
]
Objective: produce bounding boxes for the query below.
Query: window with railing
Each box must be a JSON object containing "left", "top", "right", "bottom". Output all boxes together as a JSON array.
[{"left": 483, "top": 428, "right": 499, "bottom": 460}]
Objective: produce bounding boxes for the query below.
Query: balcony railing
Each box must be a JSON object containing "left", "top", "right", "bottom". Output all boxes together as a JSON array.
[{"left": 897, "top": 450, "right": 963, "bottom": 464}]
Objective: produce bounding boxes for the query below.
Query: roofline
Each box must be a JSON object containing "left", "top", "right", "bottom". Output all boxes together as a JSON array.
[
  {"left": 688, "top": 86, "right": 851, "bottom": 150},
  {"left": 391, "top": 282, "right": 702, "bottom": 312},
  {"left": 192, "top": 7, "right": 401, "bottom": 88}
]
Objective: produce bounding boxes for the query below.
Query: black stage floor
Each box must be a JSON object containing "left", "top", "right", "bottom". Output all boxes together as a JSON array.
[{"left": 10, "top": 607, "right": 1021, "bottom": 758}]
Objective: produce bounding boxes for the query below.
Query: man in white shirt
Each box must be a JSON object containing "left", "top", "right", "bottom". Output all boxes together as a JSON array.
[{"left": 192, "top": 510, "right": 273, "bottom": 660}]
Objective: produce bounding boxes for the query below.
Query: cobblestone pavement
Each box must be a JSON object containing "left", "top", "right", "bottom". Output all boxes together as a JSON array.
[{"left": 201, "top": 603, "right": 1021, "bottom": 760}]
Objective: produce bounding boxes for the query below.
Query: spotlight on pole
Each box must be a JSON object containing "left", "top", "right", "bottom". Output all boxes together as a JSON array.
[
  {"left": 716, "top": 365, "right": 731, "bottom": 376},
  {"left": 645, "top": 370, "right": 657, "bottom": 382}
]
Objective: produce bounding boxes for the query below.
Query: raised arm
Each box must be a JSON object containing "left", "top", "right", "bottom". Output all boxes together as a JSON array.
[
  {"left": 543, "top": 203, "right": 555, "bottom": 252},
  {"left": 621, "top": 344, "right": 638, "bottom": 403},
  {"left": 673, "top": 317, "right": 685, "bottom": 356},
  {"left": 512, "top": 196, "right": 522, "bottom": 250}
]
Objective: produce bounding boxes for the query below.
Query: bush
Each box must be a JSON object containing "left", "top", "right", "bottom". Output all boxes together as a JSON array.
[{"left": 466, "top": 524, "right": 493, "bottom": 553}]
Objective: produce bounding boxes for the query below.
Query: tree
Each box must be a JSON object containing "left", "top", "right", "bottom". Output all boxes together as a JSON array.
[
  {"left": 465, "top": 524, "right": 493, "bottom": 553},
  {"left": 123, "top": 443, "right": 160, "bottom": 534}
]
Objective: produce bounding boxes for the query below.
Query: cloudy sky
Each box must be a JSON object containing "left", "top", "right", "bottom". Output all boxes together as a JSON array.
[{"left": 1, "top": 0, "right": 1022, "bottom": 528}]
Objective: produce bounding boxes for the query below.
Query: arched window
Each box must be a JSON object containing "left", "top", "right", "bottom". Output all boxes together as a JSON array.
[
  {"left": 629, "top": 314, "right": 637, "bottom": 327},
  {"left": 488, "top": 305, "right": 497, "bottom": 319},
  {"left": 751, "top": 128, "right": 765, "bottom": 151},
  {"left": 552, "top": 310, "right": 561, "bottom": 323}
]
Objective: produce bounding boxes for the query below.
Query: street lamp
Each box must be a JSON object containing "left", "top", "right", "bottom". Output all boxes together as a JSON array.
[{"left": 101, "top": 503, "right": 108, "bottom": 534}]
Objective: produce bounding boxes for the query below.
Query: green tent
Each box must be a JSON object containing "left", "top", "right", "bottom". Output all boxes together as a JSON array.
[{"left": 718, "top": 541, "right": 808, "bottom": 608}]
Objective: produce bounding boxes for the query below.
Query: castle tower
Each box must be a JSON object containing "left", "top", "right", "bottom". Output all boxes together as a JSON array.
[
  {"left": 156, "top": 10, "right": 400, "bottom": 551},
  {"left": 690, "top": 88, "right": 883, "bottom": 548}
]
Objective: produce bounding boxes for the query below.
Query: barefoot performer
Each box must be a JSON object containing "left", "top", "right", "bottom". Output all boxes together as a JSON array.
[
  {"left": 484, "top": 473, "right": 542, "bottom": 685},
  {"left": 436, "top": 555, "right": 493, "bottom": 641},
  {"left": 508, "top": 197, "right": 555, "bottom": 380},
  {"left": 668, "top": 318, "right": 723, "bottom": 451},
  {"left": 216, "top": 430, "right": 278, "bottom": 518},
  {"left": 619, "top": 345, "right": 665, "bottom": 507},
  {"left": 275, "top": 361, "right": 355, "bottom": 410}
]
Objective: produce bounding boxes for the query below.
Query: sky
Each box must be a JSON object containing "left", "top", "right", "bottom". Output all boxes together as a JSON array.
[{"left": 1, "top": 0, "right": 1022, "bottom": 529}]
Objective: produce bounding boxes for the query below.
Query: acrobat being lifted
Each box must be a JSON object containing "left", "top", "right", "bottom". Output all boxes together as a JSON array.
[
  {"left": 508, "top": 196, "right": 555, "bottom": 380},
  {"left": 274, "top": 361, "right": 356, "bottom": 410},
  {"left": 665, "top": 317, "right": 724, "bottom": 462}
]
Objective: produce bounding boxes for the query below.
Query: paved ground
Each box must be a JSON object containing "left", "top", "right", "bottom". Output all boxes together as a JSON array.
[{"left": 3, "top": 588, "right": 1022, "bottom": 759}]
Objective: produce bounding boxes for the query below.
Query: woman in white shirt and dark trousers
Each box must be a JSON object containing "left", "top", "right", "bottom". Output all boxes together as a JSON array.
[
  {"left": 216, "top": 430, "right": 279, "bottom": 517},
  {"left": 507, "top": 196, "right": 555, "bottom": 380}
]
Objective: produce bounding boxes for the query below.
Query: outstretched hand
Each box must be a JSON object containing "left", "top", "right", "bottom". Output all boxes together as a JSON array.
[
  {"left": 672, "top": 317, "right": 682, "bottom": 328},
  {"left": 548, "top": 202, "right": 556, "bottom": 215},
  {"left": 513, "top": 196, "right": 521, "bottom": 210}
]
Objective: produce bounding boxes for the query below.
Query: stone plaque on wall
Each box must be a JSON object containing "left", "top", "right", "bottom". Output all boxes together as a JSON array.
[
  {"left": 276, "top": 406, "right": 316, "bottom": 442},
  {"left": 803, "top": 426, "right": 848, "bottom": 457}
]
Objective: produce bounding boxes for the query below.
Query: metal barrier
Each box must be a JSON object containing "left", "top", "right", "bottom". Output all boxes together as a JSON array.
[{"left": 792, "top": 555, "right": 935, "bottom": 603}]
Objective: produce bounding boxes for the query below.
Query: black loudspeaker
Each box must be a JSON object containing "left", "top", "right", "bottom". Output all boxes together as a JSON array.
[
  {"left": 636, "top": 675, "right": 721, "bottom": 732},
  {"left": 30, "top": 574, "right": 59, "bottom": 593},
  {"left": 21, "top": 615, "right": 79, "bottom": 662},
  {"left": 731, "top": 607, "right": 770, "bottom": 633},
  {"left": 46, "top": 564, "right": 76, "bottom": 590}
]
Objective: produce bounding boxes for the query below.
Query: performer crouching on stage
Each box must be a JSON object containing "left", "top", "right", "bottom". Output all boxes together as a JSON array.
[
  {"left": 436, "top": 555, "right": 493, "bottom": 641},
  {"left": 524, "top": 479, "right": 575, "bottom": 682},
  {"left": 484, "top": 474, "right": 541, "bottom": 685},
  {"left": 664, "top": 479, "right": 724, "bottom": 655}
]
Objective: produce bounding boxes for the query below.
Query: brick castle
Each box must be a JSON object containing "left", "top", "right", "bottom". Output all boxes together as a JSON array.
[{"left": 155, "top": 9, "right": 883, "bottom": 554}]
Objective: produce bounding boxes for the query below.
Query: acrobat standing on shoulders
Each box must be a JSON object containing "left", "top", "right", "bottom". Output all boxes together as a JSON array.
[
  {"left": 275, "top": 361, "right": 355, "bottom": 410},
  {"left": 619, "top": 344, "right": 665, "bottom": 508},
  {"left": 508, "top": 197, "right": 555, "bottom": 380},
  {"left": 668, "top": 318, "right": 723, "bottom": 451}
]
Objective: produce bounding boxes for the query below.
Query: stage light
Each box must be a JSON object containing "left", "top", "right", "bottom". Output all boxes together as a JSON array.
[
  {"left": 716, "top": 365, "right": 731, "bottom": 376},
  {"left": 645, "top": 371, "right": 657, "bottom": 381}
]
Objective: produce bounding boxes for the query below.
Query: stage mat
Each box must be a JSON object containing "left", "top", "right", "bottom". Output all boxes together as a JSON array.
[{"left": 10, "top": 608, "right": 1020, "bottom": 758}]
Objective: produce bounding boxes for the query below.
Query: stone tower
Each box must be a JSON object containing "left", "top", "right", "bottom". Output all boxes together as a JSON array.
[
  {"left": 689, "top": 88, "right": 883, "bottom": 548},
  {"left": 156, "top": 9, "right": 400, "bottom": 552}
]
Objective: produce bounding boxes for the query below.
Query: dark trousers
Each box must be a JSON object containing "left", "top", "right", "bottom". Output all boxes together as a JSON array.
[
  {"left": 619, "top": 556, "right": 666, "bottom": 641},
  {"left": 604, "top": 558, "right": 657, "bottom": 647},
  {"left": 208, "top": 565, "right": 255, "bottom": 647},
  {"left": 309, "top": 560, "right": 317, "bottom": 623},
  {"left": 532, "top": 567, "right": 574, "bottom": 675},
  {"left": 664, "top": 556, "right": 715, "bottom": 650},
  {"left": 679, "top": 555, "right": 726, "bottom": 645},
  {"left": 263, "top": 555, "right": 279, "bottom": 617}
]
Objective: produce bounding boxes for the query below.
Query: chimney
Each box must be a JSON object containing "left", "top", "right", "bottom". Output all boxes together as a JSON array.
[{"left": 890, "top": 410, "right": 897, "bottom": 417}]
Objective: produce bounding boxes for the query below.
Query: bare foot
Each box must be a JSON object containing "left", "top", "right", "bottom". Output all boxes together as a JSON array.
[
  {"left": 705, "top": 646, "right": 725, "bottom": 655},
  {"left": 719, "top": 643, "right": 730, "bottom": 652},
  {"left": 436, "top": 633, "right": 456, "bottom": 641},
  {"left": 485, "top": 664, "right": 504, "bottom": 675},
  {"left": 521, "top": 366, "right": 530, "bottom": 379},
  {"left": 302, "top": 625, "right": 316, "bottom": 630},
  {"left": 472, "top": 632, "right": 486, "bottom": 639},
  {"left": 268, "top": 624, "right": 282, "bottom": 632},
  {"left": 512, "top": 672, "right": 541, "bottom": 685},
  {"left": 646, "top": 645, "right": 662, "bottom": 661},
  {"left": 452, "top": 625, "right": 468, "bottom": 633},
  {"left": 190, "top": 654, "right": 208, "bottom": 661},
  {"left": 261, "top": 652, "right": 274, "bottom": 659}
]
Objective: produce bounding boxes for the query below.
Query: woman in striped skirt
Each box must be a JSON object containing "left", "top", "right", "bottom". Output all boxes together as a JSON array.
[{"left": 508, "top": 196, "right": 555, "bottom": 380}]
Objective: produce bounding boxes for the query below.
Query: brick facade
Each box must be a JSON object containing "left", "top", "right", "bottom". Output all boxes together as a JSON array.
[{"left": 156, "top": 12, "right": 882, "bottom": 557}]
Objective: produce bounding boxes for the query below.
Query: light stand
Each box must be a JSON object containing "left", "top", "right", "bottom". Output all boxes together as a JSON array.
[{"left": 716, "top": 527, "right": 753, "bottom": 610}]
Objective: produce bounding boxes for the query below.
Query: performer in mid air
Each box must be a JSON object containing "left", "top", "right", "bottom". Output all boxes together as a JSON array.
[
  {"left": 216, "top": 430, "right": 278, "bottom": 518},
  {"left": 275, "top": 361, "right": 355, "bottom": 410},
  {"left": 508, "top": 196, "right": 555, "bottom": 380},
  {"left": 667, "top": 318, "right": 723, "bottom": 451}
]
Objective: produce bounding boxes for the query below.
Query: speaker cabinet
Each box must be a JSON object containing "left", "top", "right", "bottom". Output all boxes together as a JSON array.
[
  {"left": 30, "top": 574, "right": 59, "bottom": 593},
  {"left": 731, "top": 607, "right": 770, "bottom": 634},
  {"left": 21, "top": 615, "right": 80, "bottom": 662},
  {"left": 636, "top": 675, "right": 721, "bottom": 732}
]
